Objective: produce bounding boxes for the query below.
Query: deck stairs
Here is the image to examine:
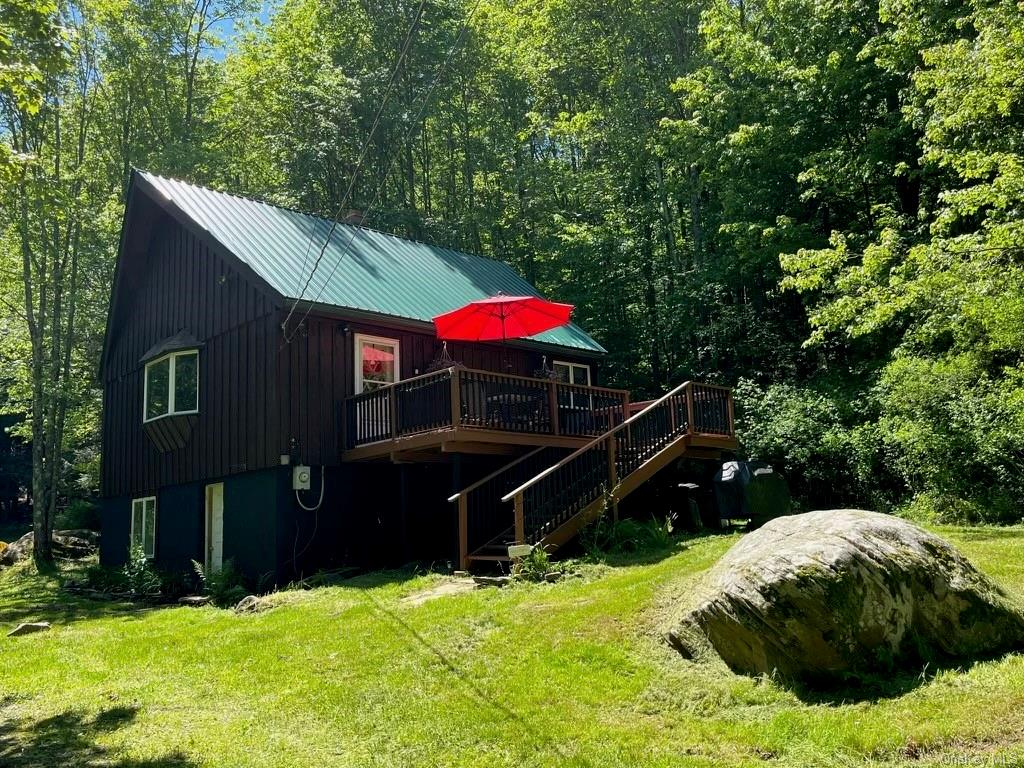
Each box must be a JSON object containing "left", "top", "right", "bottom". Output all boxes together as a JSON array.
[{"left": 450, "top": 381, "right": 736, "bottom": 569}]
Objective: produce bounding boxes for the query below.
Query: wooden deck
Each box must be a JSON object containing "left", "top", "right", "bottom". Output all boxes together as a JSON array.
[{"left": 342, "top": 367, "right": 631, "bottom": 462}]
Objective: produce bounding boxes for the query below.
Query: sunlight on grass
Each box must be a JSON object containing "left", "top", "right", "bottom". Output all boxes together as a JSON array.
[{"left": 1, "top": 527, "right": 1022, "bottom": 767}]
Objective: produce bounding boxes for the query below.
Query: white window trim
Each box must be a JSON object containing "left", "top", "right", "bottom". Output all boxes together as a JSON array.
[
  {"left": 552, "top": 360, "right": 592, "bottom": 386},
  {"left": 553, "top": 361, "right": 593, "bottom": 410},
  {"left": 354, "top": 333, "right": 401, "bottom": 394},
  {"left": 143, "top": 349, "right": 200, "bottom": 423},
  {"left": 130, "top": 496, "right": 157, "bottom": 559}
]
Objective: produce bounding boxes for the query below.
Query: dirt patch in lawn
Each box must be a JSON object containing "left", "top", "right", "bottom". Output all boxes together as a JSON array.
[{"left": 400, "top": 579, "right": 478, "bottom": 607}]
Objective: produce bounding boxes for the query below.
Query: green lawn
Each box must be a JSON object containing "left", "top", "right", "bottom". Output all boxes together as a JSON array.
[{"left": 2, "top": 526, "right": 1024, "bottom": 768}]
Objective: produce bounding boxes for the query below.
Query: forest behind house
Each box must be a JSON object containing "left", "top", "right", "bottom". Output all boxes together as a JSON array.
[{"left": 2, "top": 0, "right": 1023, "bottom": 542}]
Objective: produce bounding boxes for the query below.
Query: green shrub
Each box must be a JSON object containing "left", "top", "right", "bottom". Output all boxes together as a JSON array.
[
  {"left": 123, "top": 545, "right": 162, "bottom": 598},
  {"left": 512, "top": 546, "right": 553, "bottom": 582},
  {"left": 55, "top": 499, "right": 100, "bottom": 531},
  {"left": 192, "top": 559, "right": 248, "bottom": 607},
  {"left": 877, "top": 357, "right": 1024, "bottom": 525},
  {"left": 735, "top": 378, "right": 894, "bottom": 510},
  {"left": 156, "top": 568, "right": 195, "bottom": 600},
  {"left": 80, "top": 561, "right": 128, "bottom": 593},
  {"left": 581, "top": 514, "right": 674, "bottom": 559},
  {"left": 899, "top": 491, "right": 1022, "bottom": 527}
]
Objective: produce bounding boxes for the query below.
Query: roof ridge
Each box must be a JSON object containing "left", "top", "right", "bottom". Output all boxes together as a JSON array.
[{"left": 133, "top": 168, "right": 504, "bottom": 265}]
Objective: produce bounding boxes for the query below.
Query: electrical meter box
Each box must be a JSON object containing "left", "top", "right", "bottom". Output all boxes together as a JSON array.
[{"left": 292, "top": 465, "right": 311, "bottom": 491}]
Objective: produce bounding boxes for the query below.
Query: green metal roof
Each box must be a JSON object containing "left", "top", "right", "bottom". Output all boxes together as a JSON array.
[{"left": 136, "top": 171, "right": 606, "bottom": 354}]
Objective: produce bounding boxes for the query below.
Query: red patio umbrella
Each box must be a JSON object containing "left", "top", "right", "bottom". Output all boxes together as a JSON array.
[{"left": 432, "top": 293, "right": 574, "bottom": 344}]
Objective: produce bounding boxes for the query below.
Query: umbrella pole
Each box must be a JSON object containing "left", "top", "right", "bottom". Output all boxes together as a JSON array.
[{"left": 501, "top": 311, "right": 509, "bottom": 372}]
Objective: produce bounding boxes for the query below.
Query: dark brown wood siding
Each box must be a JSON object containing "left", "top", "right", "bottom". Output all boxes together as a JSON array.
[
  {"left": 102, "top": 213, "right": 285, "bottom": 498},
  {"left": 103, "top": 200, "right": 604, "bottom": 496},
  {"left": 277, "top": 314, "right": 600, "bottom": 466}
]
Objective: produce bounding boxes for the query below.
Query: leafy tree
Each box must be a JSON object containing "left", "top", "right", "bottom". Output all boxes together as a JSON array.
[{"left": 0, "top": 0, "right": 246, "bottom": 564}]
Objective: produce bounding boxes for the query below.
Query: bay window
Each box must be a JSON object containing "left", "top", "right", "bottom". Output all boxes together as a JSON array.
[{"left": 144, "top": 350, "right": 199, "bottom": 422}]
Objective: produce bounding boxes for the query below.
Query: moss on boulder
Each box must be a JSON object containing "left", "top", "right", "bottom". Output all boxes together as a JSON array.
[{"left": 664, "top": 510, "right": 1024, "bottom": 682}]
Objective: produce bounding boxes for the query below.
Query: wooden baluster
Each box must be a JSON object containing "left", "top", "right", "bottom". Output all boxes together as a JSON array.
[{"left": 514, "top": 492, "right": 525, "bottom": 544}]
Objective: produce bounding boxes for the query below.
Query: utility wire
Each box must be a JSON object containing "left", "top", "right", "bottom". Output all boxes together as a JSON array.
[
  {"left": 282, "top": 0, "right": 430, "bottom": 341},
  {"left": 289, "top": 0, "right": 485, "bottom": 333}
]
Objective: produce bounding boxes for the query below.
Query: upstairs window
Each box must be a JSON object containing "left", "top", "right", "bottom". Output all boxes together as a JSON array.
[
  {"left": 553, "top": 361, "right": 591, "bottom": 387},
  {"left": 554, "top": 361, "right": 593, "bottom": 410},
  {"left": 355, "top": 334, "right": 400, "bottom": 393},
  {"left": 144, "top": 350, "right": 199, "bottom": 422},
  {"left": 131, "top": 496, "right": 157, "bottom": 558}
]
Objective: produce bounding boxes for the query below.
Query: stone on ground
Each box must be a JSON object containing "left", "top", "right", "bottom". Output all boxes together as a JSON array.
[
  {"left": 472, "top": 575, "right": 511, "bottom": 588},
  {"left": 401, "top": 579, "right": 478, "bottom": 606},
  {"left": 0, "top": 530, "right": 98, "bottom": 567},
  {"left": 178, "top": 595, "right": 212, "bottom": 607},
  {"left": 8, "top": 622, "right": 51, "bottom": 637},
  {"left": 664, "top": 509, "right": 1024, "bottom": 682},
  {"left": 234, "top": 594, "right": 270, "bottom": 613}
]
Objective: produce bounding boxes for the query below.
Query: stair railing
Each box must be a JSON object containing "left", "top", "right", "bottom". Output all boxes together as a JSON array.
[
  {"left": 500, "top": 381, "right": 734, "bottom": 545},
  {"left": 447, "top": 446, "right": 567, "bottom": 569}
]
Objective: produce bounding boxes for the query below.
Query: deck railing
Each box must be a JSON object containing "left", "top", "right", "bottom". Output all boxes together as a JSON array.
[
  {"left": 500, "top": 381, "right": 734, "bottom": 546},
  {"left": 344, "top": 367, "right": 631, "bottom": 451}
]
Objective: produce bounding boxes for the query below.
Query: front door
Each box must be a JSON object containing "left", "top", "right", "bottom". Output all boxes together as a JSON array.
[{"left": 204, "top": 483, "right": 224, "bottom": 572}]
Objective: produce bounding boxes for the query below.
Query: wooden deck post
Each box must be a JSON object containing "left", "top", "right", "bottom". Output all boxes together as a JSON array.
[
  {"left": 549, "top": 381, "right": 560, "bottom": 436},
  {"left": 513, "top": 492, "right": 525, "bottom": 544},
  {"left": 449, "top": 367, "right": 461, "bottom": 428},
  {"left": 458, "top": 495, "right": 469, "bottom": 571},
  {"left": 726, "top": 390, "right": 735, "bottom": 436},
  {"left": 685, "top": 382, "right": 695, "bottom": 436},
  {"left": 606, "top": 436, "right": 619, "bottom": 523}
]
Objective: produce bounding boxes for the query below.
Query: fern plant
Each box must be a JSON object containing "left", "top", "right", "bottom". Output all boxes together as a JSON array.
[{"left": 191, "top": 559, "right": 247, "bottom": 606}]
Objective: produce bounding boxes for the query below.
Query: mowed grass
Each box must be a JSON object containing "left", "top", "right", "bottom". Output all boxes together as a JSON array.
[{"left": 2, "top": 526, "right": 1024, "bottom": 767}]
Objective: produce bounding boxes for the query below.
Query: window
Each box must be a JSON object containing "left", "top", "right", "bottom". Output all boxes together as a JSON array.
[
  {"left": 130, "top": 497, "right": 157, "bottom": 558},
  {"left": 554, "top": 361, "right": 592, "bottom": 410},
  {"left": 144, "top": 350, "right": 199, "bottom": 422},
  {"left": 553, "top": 361, "right": 591, "bottom": 387},
  {"left": 355, "top": 334, "right": 400, "bottom": 393}
]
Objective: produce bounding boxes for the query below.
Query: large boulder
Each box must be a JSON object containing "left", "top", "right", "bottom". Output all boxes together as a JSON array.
[
  {"left": 665, "top": 510, "right": 1024, "bottom": 682},
  {"left": 0, "top": 530, "right": 98, "bottom": 566}
]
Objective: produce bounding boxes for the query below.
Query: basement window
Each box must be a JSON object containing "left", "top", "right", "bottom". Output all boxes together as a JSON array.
[
  {"left": 130, "top": 496, "right": 157, "bottom": 558},
  {"left": 144, "top": 350, "right": 199, "bottom": 422}
]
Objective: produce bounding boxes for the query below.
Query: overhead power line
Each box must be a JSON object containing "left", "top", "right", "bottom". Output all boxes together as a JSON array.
[
  {"left": 289, "top": 0, "right": 485, "bottom": 335},
  {"left": 282, "top": 0, "right": 430, "bottom": 341}
]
